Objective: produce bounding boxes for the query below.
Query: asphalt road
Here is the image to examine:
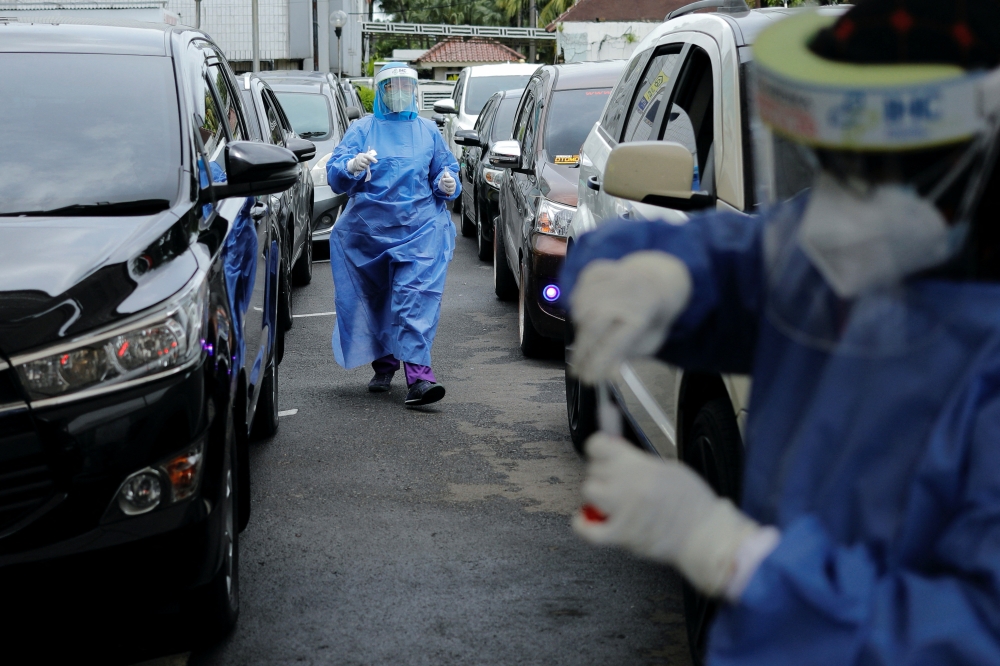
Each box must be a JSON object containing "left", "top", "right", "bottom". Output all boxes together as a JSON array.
[{"left": 9, "top": 216, "right": 693, "bottom": 666}]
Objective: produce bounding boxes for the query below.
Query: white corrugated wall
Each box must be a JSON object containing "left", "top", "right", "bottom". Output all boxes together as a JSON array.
[{"left": 166, "top": 0, "right": 289, "bottom": 60}]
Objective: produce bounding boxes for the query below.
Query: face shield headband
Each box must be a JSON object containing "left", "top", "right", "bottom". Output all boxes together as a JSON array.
[{"left": 374, "top": 66, "right": 418, "bottom": 118}]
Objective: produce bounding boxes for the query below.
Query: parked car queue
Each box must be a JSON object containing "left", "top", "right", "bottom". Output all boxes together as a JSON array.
[{"left": 0, "top": 17, "right": 328, "bottom": 639}]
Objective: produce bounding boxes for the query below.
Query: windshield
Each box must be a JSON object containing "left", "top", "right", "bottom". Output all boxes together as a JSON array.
[
  {"left": 491, "top": 95, "right": 522, "bottom": 141},
  {"left": 465, "top": 75, "right": 533, "bottom": 116},
  {"left": 273, "top": 92, "right": 333, "bottom": 139},
  {"left": 0, "top": 53, "right": 180, "bottom": 216},
  {"left": 544, "top": 88, "right": 611, "bottom": 163}
]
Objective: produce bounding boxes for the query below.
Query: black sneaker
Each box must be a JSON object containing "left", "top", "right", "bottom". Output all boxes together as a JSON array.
[
  {"left": 404, "top": 380, "right": 445, "bottom": 407},
  {"left": 368, "top": 372, "right": 394, "bottom": 393}
]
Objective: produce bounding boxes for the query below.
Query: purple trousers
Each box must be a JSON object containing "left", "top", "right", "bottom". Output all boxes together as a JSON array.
[{"left": 372, "top": 355, "right": 436, "bottom": 386}]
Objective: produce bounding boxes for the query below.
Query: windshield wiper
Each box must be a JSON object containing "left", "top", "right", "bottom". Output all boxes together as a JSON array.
[
  {"left": 298, "top": 131, "right": 327, "bottom": 139},
  {"left": 0, "top": 199, "right": 171, "bottom": 217}
]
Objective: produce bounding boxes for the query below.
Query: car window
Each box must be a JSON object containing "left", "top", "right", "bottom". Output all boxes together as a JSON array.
[
  {"left": 660, "top": 46, "right": 715, "bottom": 194},
  {"left": 0, "top": 52, "right": 180, "bottom": 215},
  {"left": 491, "top": 94, "right": 521, "bottom": 141},
  {"left": 622, "top": 46, "right": 683, "bottom": 143},
  {"left": 513, "top": 91, "right": 535, "bottom": 147},
  {"left": 600, "top": 49, "right": 652, "bottom": 144},
  {"left": 268, "top": 90, "right": 294, "bottom": 138},
  {"left": 274, "top": 92, "right": 332, "bottom": 140},
  {"left": 330, "top": 84, "right": 349, "bottom": 132},
  {"left": 543, "top": 88, "right": 611, "bottom": 164},
  {"left": 197, "top": 74, "right": 230, "bottom": 180},
  {"left": 260, "top": 90, "right": 285, "bottom": 146},
  {"left": 464, "top": 75, "right": 534, "bottom": 116},
  {"left": 474, "top": 96, "right": 495, "bottom": 134},
  {"left": 209, "top": 64, "right": 246, "bottom": 141},
  {"left": 453, "top": 73, "right": 465, "bottom": 103}
]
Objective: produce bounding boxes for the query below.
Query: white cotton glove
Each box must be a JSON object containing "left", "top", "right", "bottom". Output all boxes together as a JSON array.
[
  {"left": 569, "top": 251, "right": 692, "bottom": 384},
  {"left": 347, "top": 149, "right": 377, "bottom": 175},
  {"left": 439, "top": 168, "right": 457, "bottom": 196},
  {"left": 573, "top": 434, "right": 762, "bottom": 598}
]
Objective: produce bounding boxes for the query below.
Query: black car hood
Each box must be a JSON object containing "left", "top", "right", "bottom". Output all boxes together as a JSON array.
[
  {"left": 0, "top": 211, "right": 196, "bottom": 356},
  {"left": 538, "top": 162, "right": 578, "bottom": 208}
]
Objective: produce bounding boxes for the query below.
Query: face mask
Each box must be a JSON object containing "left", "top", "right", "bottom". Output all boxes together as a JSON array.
[
  {"left": 798, "top": 172, "right": 951, "bottom": 299},
  {"left": 385, "top": 86, "right": 412, "bottom": 113}
]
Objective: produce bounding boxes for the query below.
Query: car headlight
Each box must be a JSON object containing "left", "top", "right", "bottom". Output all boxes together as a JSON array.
[
  {"left": 15, "top": 275, "right": 209, "bottom": 401},
  {"left": 483, "top": 166, "right": 504, "bottom": 190},
  {"left": 536, "top": 198, "right": 575, "bottom": 237},
  {"left": 311, "top": 152, "right": 333, "bottom": 187}
]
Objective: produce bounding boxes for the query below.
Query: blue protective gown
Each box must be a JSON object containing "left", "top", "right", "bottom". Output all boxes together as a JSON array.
[
  {"left": 561, "top": 196, "right": 1000, "bottom": 664},
  {"left": 326, "top": 113, "right": 460, "bottom": 369}
]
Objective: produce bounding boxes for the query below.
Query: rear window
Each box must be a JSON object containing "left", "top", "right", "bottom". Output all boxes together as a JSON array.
[
  {"left": 274, "top": 92, "right": 332, "bottom": 140},
  {"left": 491, "top": 95, "right": 522, "bottom": 141},
  {"left": 544, "top": 88, "right": 611, "bottom": 163},
  {"left": 0, "top": 53, "right": 181, "bottom": 216},
  {"left": 465, "top": 75, "right": 533, "bottom": 116}
]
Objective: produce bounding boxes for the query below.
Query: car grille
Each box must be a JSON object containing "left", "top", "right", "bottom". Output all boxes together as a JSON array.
[
  {"left": 420, "top": 90, "right": 452, "bottom": 111},
  {"left": 0, "top": 454, "right": 55, "bottom": 536}
]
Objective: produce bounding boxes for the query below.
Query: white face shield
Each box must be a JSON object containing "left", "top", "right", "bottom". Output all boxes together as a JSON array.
[{"left": 374, "top": 66, "right": 418, "bottom": 115}]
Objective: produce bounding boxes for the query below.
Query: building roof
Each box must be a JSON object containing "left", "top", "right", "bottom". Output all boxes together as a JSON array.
[
  {"left": 413, "top": 37, "right": 524, "bottom": 66},
  {"left": 546, "top": 0, "right": 694, "bottom": 29}
]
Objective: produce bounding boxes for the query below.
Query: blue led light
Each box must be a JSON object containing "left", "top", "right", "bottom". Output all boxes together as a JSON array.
[{"left": 542, "top": 284, "right": 561, "bottom": 302}]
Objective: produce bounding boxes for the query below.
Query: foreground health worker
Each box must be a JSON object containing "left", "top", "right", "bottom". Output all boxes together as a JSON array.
[
  {"left": 563, "top": 2, "right": 1000, "bottom": 662},
  {"left": 327, "top": 63, "right": 460, "bottom": 406}
]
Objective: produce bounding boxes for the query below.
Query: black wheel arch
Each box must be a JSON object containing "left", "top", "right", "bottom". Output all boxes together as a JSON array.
[{"left": 677, "top": 371, "right": 738, "bottom": 460}]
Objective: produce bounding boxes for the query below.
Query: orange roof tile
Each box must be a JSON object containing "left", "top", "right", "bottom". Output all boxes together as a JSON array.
[{"left": 414, "top": 37, "right": 525, "bottom": 65}]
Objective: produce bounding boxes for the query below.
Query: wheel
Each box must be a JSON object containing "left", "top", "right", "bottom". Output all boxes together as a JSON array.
[
  {"left": 251, "top": 359, "right": 279, "bottom": 440},
  {"left": 681, "top": 398, "right": 744, "bottom": 666},
  {"left": 519, "top": 261, "right": 552, "bottom": 358},
  {"left": 565, "top": 318, "right": 598, "bottom": 456},
  {"left": 278, "top": 255, "right": 293, "bottom": 333},
  {"left": 475, "top": 200, "right": 491, "bottom": 262},
  {"left": 460, "top": 189, "right": 476, "bottom": 238},
  {"left": 493, "top": 218, "right": 518, "bottom": 302},
  {"left": 196, "top": 419, "right": 240, "bottom": 639},
  {"left": 292, "top": 224, "right": 313, "bottom": 286}
]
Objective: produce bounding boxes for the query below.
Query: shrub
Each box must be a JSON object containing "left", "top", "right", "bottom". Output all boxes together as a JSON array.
[{"left": 356, "top": 86, "right": 374, "bottom": 113}]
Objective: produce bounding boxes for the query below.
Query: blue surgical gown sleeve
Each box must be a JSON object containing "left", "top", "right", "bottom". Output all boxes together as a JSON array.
[
  {"left": 326, "top": 119, "right": 371, "bottom": 196},
  {"left": 560, "top": 211, "right": 765, "bottom": 374},
  {"left": 711, "top": 384, "right": 1000, "bottom": 665},
  {"left": 427, "top": 126, "right": 461, "bottom": 201}
]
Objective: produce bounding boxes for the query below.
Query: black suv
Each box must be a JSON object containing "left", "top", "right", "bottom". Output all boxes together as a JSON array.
[
  {"left": 238, "top": 72, "right": 317, "bottom": 363},
  {"left": 0, "top": 19, "right": 308, "bottom": 635}
]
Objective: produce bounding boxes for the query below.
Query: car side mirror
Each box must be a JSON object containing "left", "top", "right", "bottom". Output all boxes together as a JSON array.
[
  {"left": 488, "top": 139, "right": 525, "bottom": 172},
  {"left": 454, "top": 129, "right": 482, "bottom": 147},
  {"left": 603, "top": 141, "right": 716, "bottom": 211},
  {"left": 200, "top": 141, "right": 299, "bottom": 204},
  {"left": 432, "top": 114, "right": 446, "bottom": 127},
  {"left": 286, "top": 137, "right": 316, "bottom": 163},
  {"left": 346, "top": 106, "right": 362, "bottom": 121},
  {"left": 433, "top": 99, "right": 457, "bottom": 115}
]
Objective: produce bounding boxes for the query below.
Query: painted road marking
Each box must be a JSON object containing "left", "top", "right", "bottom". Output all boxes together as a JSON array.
[
  {"left": 278, "top": 409, "right": 298, "bottom": 417},
  {"left": 293, "top": 311, "right": 336, "bottom": 318}
]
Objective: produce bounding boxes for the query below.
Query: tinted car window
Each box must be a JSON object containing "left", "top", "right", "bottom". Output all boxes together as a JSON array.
[
  {"left": 210, "top": 64, "right": 245, "bottom": 141},
  {"left": 601, "top": 50, "right": 651, "bottom": 143},
  {"left": 0, "top": 53, "right": 180, "bottom": 215},
  {"left": 661, "top": 47, "right": 715, "bottom": 193},
  {"left": 260, "top": 92, "right": 285, "bottom": 145},
  {"left": 622, "top": 48, "right": 682, "bottom": 143},
  {"left": 274, "top": 92, "right": 332, "bottom": 139},
  {"left": 544, "top": 88, "right": 611, "bottom": 162},
  {"left": 465, "top": 75, "right": 534, "bottom": 115},
  {"left": 491, "top": 95, "right": 522, "bottom": 141}
]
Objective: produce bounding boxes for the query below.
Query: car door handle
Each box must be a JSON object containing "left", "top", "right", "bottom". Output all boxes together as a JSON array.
[
  {"left": 587, "top": 175, "right": 601, "bottom": 191},
  {"left": 251, "top": 201, "right": 268, "bottom": 221}
]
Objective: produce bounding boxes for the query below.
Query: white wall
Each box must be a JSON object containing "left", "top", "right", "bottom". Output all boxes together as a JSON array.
[
  {"left": 556, "top": 21, "right": 658, "bottom": 63},
  {"left": 167, "top": 0, "right": 289, "bottom": 60}
]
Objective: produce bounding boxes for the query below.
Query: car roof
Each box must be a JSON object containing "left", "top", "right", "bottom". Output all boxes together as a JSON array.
[
  {"left": 548, "top": 60, "right": 627, "bottom": 91},
  {"left": 466, "top": 63, "right": 540, "bottom": 78},
  {"left": 0, "top": 17, "right": 175, "bottom": 56},
  {"left": 642, "top": 6, "right": 845, "bottom": 49},
  {"left": 259, "top": 70, "right": 329, "bottom": 81},
  {"left": 267, "top": 80, "right": 329, "bottom": 94}
]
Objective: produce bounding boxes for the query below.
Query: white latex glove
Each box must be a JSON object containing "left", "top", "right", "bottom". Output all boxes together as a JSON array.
[
  {"left": 569, "top": 251, "right": 692, "bottom": 384},
  {"left": 573, "top": 434, "right": 762, "bottom": 598},
  {"left": 347, "top": 150, "right": 377, "bottom": 175},
  {"left": 439, "top": 169, "right": 457, "bottom": 196}
]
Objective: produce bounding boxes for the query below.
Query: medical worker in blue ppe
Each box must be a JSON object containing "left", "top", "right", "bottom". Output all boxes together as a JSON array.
[
  {"left": 563, "top": 1, "right": 1000, "bottom": 663},
  {"left": 326, "top": 63, "right": 460, "bottom": 407}
]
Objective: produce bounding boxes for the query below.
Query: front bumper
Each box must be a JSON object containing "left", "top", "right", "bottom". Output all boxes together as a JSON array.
[
  {"left": 0, "top": 361, "right": 227, "bottom": 589},
  {"left": 525, "top": 233, "right": 568, "bottom": 340},
  {"left": 312, "top": 184, "right": 348, "bottom": 242}
]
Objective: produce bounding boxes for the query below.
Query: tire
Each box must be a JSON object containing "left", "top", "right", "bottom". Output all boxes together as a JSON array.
[
  {"left": 493, "top": 218, "right": 518, "bottom": 302},
  {"left": 292, "top": 225, "right": 313, "bottom": 286},
  {"left": 251, "top": 359, "right": 279, "bottom": 440},
  {"left": 681, "top": 398, "right": 744, "bottom": 666},
  {"left": 565, "top": 317, "right": 598, "bottom": 456},
  {"left": 519, "top": 261, "right": 552, "bottom": 358},
  {"left": 476, "top": 200, "right": 491, "bottom": 262},
  {"left": 460, "top": 189, "right": 476, "bottom": 238},
  {"left": 196, "top": 421, "right": 240, "bottom": 639}
]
